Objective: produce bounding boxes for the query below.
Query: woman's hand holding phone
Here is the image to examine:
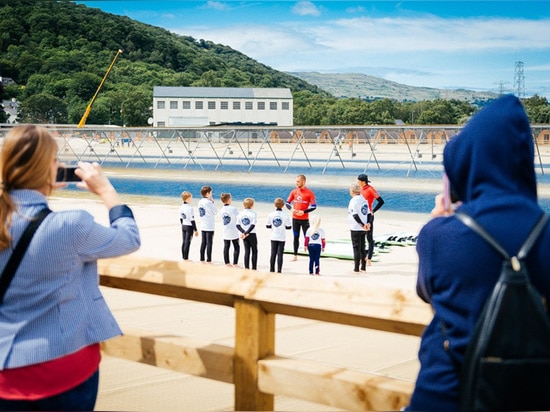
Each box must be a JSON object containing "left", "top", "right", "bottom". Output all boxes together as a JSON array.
[
  {"left": 75, "top": 161, "right": 122, "bottom": 210},
  {"left": 431, "top": 174, "right": 460, "bottom": 217}
]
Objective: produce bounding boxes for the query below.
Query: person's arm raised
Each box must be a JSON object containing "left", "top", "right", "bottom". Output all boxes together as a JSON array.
[{"left": 75, "top": 161, "right": 122, "bottom": 210}]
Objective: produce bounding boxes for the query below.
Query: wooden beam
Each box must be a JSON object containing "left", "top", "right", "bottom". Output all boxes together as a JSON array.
[
  {"left": 234, "top": 299, "right": 275, "bottom": 411},
  {"left": 100, "top": 327, "right": 234, "bottom": 383},
  {"left": 258, "top": 356, "right": 414, "bottom": 411},
  {"left": 100, "top": 328, "right": 416, "bottom": 411},
  {"left": 98, "top": 256, "right": 431, "bottom": 336},
  {"left": 98, "top": 258, "right": 238, "bottom": 306}
]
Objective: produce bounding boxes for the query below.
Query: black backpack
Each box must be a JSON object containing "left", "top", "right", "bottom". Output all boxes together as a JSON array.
[{"left": 455, "top": 211, "right": 550, "bottom": 411}]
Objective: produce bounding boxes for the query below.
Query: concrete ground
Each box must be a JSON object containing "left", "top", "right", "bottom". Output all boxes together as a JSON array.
[{"left": 49, "top": 171, "right": 430, "bottom": 411}]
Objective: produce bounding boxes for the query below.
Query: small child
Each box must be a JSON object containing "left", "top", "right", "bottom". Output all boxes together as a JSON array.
[
  {"left": 179, "top": 191, "right": 198, "bottom": 260},
  {"left": 236, "top": 198, "right": 258, "bottom": 270},
  {"left": 266, "top": 197, "right": 292, "bottom": 273},
  {"left": 219, "top": 193, "right": 240, "bottom": 267},
  {"left": 197, "top": 185, "right": 217, "bottom": 263},
  {"left": 304, "top": 215, "right": 326, "bottom": 275}
]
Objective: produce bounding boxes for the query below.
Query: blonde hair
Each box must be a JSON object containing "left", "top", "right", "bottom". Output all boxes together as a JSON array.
[
  {"left": 243, "top": 197, "right": 255, "bottom": 209},
  {"left": 181, "top": 191, "right": 192, "bottom": 202},
  {"left": 0, "top": 125, "right": 58, "bottom": 250},
  {"left": 274, "top": 197, "right": 285, "bottom": 209},
  {"left": 310, "top": 214, "right": 321, "bottom": 233},
  {"left": 350, "top": 183, "right": 361, "bottom": 195}
]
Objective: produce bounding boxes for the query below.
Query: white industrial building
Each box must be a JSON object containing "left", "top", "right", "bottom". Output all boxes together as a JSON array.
[{"left": 152, "top": 86, "right": 293, "bottom": 127}]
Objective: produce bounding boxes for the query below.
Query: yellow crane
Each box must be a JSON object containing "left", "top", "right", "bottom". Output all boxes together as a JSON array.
[{"left": 78, "top": 49, "right": 123, "bottom": 128}]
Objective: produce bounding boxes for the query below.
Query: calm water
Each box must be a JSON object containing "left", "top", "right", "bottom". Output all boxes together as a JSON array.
[
  {"left": 107, "top": 177, "right": 438, "bottom": 213},
  {"left": 63, "top": 174, "right": 550, "bottom": 215}
]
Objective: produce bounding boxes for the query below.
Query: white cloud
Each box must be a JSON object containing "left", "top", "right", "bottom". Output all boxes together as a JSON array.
[
  {"left": 291, "top": 1, "right": 321, "bottom": 17},
  {"left": 173, "top": 14, "right": 550, "bottom": 92},
  {"left": 180, "top": 15, "right": 550, "bottom": 59},
  {"left": 345, "top": 5, "right": 366, "bottom": 14},
  {"left": 205, "top": 1, "right": 230, "bottom": 11},
  {"left": 307, "top": 16, "right": 550, "bottom": 53}
]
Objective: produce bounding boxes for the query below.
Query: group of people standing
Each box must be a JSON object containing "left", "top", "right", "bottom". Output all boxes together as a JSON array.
[
  {"left": 179, "top": 186, "right": 259, "bottom": 269},
  {"left": 179, "top": 173, "right": 384, "bottom": 275}
]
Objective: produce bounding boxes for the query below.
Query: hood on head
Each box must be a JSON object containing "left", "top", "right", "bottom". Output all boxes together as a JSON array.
[{"left": 443, "top": 94, "right": 536, "bottom": 204}]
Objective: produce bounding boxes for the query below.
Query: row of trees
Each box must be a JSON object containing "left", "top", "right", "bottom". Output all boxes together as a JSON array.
[{"left": 5, "top": 81, "right": 548, "bottom": 127}]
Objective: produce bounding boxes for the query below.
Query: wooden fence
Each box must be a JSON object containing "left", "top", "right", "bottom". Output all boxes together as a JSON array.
[{"left": 98, "top": 256, "right": 432, "bottom": 411}]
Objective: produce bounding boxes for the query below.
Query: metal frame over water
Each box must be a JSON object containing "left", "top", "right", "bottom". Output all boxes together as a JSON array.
[{"left": 2, "top": 125, "right": 550, "bottom": 175}]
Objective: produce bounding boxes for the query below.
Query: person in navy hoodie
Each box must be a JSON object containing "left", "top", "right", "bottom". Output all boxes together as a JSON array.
[{"left": 408, "top": 95, "right": 550, "bottom": 411}]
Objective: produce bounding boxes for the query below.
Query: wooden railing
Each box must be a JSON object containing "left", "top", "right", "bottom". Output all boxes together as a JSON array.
[{"left": 98, "top": 256, "right": 432, "bottom": 411}]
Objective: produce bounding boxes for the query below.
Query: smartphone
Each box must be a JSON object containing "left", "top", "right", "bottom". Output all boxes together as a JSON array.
[
  {"left": 56, "top": 166, "right": 81, "bottom": 182},
  {"left": 442, "top": 173, "right": 451, "bottom": 211},
  {"left": 443, "top": 173, "right": 460, "bottom": 211}
]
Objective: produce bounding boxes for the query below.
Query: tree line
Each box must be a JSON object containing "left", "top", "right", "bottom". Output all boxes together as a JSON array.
[{"left": 1, "top": 0, "right": 549, "bottom": 126}]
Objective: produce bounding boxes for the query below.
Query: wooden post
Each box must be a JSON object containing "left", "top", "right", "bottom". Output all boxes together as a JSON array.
[{"left": 234, "top": 299, "right": 275, "bottom": 411}]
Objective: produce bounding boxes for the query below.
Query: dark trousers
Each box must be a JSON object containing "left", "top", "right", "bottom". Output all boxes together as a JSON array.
[
  {"left": 351, "top": 230, "right": 367, "bottom": 272},
  {"left": 200, "top": 230, "right": 214, "bottom": 262},
  {"left": 243, "top": 233, "right": 258, "bottom": 269},
  {"left": 307, "top": 243, "right": 322, "bottom": 274},
  {"left": 292, "top": 218, "right": 310, "bottom": 255},
  {"left": 270, "top": 240, "right": 285, "bottom": 273},
  {"left": 181, "top": 226, "right": 194, "bottom": 260},
  {"left": 0, "top": 369, "right": 99, "bottom": 411},
  {"left": 366, "top": 215, "right": 375, "bottom": 259},
  {"left": 223, "top": 238, "right": 240, "bottom": 265}
]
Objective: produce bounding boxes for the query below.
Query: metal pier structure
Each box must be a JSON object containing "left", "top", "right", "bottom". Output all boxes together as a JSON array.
[{"left": 1, "top": 125, "right": 550, "bottom": 175}]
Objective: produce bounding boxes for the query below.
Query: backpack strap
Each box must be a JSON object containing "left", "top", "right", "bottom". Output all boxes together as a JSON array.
[
  {"left": 0, "top": 208, "right": 52, "bottom": 304},
  {"left": 517, "top": 213, "right": 549, "bottom": 260},
  {"left": 455, "top": 211, "right": 548, "bottom": 266}
]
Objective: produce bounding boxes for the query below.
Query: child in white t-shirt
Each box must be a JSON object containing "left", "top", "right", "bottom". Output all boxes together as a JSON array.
[
  {"left": 219, "top": 193, "right": 240, "bottom": 266},
  {"left": 179, "top": 191, "right": 198, "bottom": 260},
  {"left": 197, "top": 185, "right": 217, "bottom": 263},
  {"left": 266, "top": 197, "right": 292, "bottom": 273},
  {"left": 304, "top": 215, "right": 326, "bottom": 275},
  {"left": 236, "top": 198, "right": 258, "bottom": 270}
]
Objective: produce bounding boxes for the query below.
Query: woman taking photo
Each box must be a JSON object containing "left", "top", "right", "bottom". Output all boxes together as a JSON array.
[{"left": 0, "top": 125, "right": 141, "bottom": 410}]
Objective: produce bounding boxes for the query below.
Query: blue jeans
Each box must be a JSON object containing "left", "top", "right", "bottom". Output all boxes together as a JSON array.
[
  {"left": 308, "top": 243, "right": 322, "bottom": 274},
  {"left": 0, "top": 369, "right": 99, "bottom": 411}
]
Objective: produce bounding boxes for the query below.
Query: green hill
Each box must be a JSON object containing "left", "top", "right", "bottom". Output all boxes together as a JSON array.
[
  {"left": 0, "top": 0, "right": 324, "bottom": 125},
  {"left": 0, "top": 0, "right": 502, "bottom": 126},
  {"left": 289, "top": 72, "right": 498, "bottom": 102}
]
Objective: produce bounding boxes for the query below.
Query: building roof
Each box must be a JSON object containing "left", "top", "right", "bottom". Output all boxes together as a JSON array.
[{"left": 153, "top": 87, "right": 292, "bottom": 99}]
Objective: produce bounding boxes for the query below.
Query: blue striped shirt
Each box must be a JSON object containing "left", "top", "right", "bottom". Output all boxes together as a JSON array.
[{"left": 0, "top": 190, "right": 141, "bottom": 369}]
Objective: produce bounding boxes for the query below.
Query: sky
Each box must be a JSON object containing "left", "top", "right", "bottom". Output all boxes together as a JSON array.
[{"left": 77, "top": 1, "right": 550, "bottom": 98}]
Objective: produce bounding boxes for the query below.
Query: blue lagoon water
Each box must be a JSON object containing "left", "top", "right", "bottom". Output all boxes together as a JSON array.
[
  {"left": 62, "top": 168, "right": 550, "bottom": 215},
  {"left": 107, "top": 177, "right": 438, "bottom": 213}
]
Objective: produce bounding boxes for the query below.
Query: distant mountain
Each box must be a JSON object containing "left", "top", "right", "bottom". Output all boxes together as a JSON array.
[{"left": 289, "top": 71, "right": 499, "bottom": 102}]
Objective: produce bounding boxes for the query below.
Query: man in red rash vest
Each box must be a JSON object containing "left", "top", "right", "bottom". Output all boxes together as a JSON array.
[
  {"left": 285, "top": 174, "right": 317, "bottom": 261},
  {"left": 357, "top": 174, "right": 384, "bottom": 266}
]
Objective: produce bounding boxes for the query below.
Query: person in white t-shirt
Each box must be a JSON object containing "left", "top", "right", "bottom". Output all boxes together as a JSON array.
[
  {"left": 179, "top": 191, "right": 198, "bottom": 260},
  {"left": 197, "top": 185, "right": 217, "bottom": 263},
  {"left": 266, "top": 198, "right": 292, "bottom": 273},
  {"left": 304, "top": 215, "right": 326, "bottom": 275},
  {"left": 218, "top": 193, "right": 240, "bottom": 266},
  {"left": 347, "top": 184, "right": 371, "bottom": 273},
  {"left": 236, "top": 198, "right": 258, "bottom": 270}
]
